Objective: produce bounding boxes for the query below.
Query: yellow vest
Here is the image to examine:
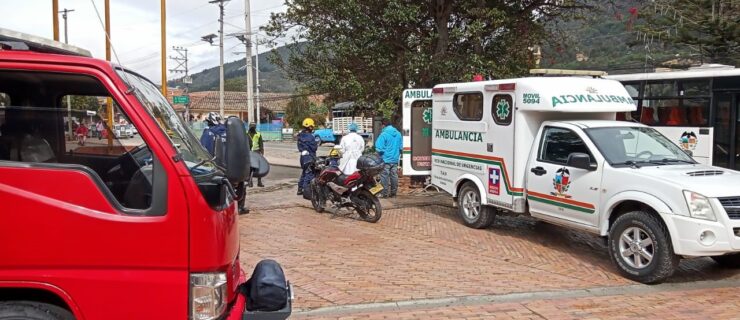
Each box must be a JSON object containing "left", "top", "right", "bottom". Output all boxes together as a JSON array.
[{"left": 250, "top": 132, "right": 262, "bottom": 151}]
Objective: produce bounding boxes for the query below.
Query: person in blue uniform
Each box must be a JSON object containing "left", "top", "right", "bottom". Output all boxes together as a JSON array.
[
  {"left": 199, "top": 112, "right": 226, "bottom": 157},
  {"left": 297, "top": 118, "right": 318, "bottom": 195}
]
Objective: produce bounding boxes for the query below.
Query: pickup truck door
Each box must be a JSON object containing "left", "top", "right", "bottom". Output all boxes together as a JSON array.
[{"left": 526, "top": 125, "right": 602, "bottom": 227}]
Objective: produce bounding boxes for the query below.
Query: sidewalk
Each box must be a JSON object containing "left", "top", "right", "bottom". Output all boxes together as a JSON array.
[{"left": 264, "top": 147, "right": 301, "bottom": 168}]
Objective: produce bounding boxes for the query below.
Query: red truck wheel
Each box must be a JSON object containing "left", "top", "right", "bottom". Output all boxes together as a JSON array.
[{"left": 0, "top": 301, "right": 74, "bottom": 320}]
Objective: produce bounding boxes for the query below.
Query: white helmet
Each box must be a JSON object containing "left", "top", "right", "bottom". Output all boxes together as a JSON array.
[{"left": 206, "top": 112, "right": 222, "bottom": 126}]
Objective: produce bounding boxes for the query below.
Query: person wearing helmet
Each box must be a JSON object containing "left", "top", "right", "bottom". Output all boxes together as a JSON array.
[
  {"left": 336, "top": 122, "right": 365, "bottom": 175},
  {"left": 296, "top": 117, "right": 318, "bottom": 195},
  {"left": 327, "top": 147, "right": 341, "bottom": 167},
  {"left": 199, "top": 112, "right": 226, "bottom": 157},
  {"left": 247, "top": 123, "right": 264, "bottom": 187}
]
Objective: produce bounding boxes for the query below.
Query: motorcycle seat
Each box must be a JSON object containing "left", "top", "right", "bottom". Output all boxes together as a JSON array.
[{"left": 335, "top": 174, "right": 349, "bottom": 186}]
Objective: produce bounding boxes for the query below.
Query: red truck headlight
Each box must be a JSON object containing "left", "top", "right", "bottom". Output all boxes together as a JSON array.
[{"left": 190, "top": 272, "right": 228, "bottom": 320}]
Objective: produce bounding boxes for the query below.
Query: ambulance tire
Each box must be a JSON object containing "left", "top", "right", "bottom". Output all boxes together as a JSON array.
[
  {"left": 457, "top": 182, "right": 495, "bottom": 229},
  {"left": 0, "top": 301, "right": 74, "bottom": 320},
  {"left": 711, "top": 253, "right": 740, "bottom": 268},
  {"left": 608, "top": 211, "right": 679, "bottom": 284}
]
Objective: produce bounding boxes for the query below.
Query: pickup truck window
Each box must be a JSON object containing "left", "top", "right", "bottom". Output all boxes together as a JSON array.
[
  {"left": 538, "top": 127, "right": 594, "bottom": 165},
  {"left": 453, "top": 92, "right": 483, "bottom": 121},
  {"left": 586, "top": 126, "right": 696, "bottom": 166},
  {"left": 0, "top": 71, "right": 159, "bottom": 211}
]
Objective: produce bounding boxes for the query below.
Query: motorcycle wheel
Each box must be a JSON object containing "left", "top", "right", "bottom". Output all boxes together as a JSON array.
[
  {"left": 310, "top": 180, "right": 325, "bottom": 213},
  {"left": 354, "top": 189, "right": 382, "bottom": 223}
]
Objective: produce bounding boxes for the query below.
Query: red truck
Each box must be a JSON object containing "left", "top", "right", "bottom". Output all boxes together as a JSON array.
[{"left": 0, "top": 29, "right": 290, "bottom": 319}]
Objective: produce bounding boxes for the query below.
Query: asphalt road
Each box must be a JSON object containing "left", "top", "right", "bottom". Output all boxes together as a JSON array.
[
  {"left": 264, "top": 140, "right": 335, "bottom": 154},
  {"left": 267, "top": 164, "right": 302, "bottom": 182}
]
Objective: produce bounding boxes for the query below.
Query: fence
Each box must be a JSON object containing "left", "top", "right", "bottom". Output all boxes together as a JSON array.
[
  {"left": 188, "top": 121, "right": 285, "bottom": 142},
  {"left": 256, "top": 123, "right": 283, "bottom": 141}
]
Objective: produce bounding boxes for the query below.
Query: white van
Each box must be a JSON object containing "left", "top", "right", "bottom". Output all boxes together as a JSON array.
[{"left": 429, "top": 77, "right": 740, "bottom": 283}]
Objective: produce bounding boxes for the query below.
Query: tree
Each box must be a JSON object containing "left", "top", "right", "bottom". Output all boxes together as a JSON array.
[
  {"left": 263, "top": 0, "right": 591, "bottom": 120},
  {"left": 635, "top": 0, "right": 739, "bottom": 66},
  {"left": 284, "top": 94, "right": 328, "bottom": 130}
]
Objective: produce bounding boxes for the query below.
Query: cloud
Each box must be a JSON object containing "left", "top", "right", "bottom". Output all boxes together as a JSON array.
[{"left": 0, "top": 0, "right": 285, "bottom": 84}]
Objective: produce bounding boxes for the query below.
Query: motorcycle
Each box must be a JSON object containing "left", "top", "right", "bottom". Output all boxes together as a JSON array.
[{"left": 307, "top": 152, "right": 384, "bottom": 223}]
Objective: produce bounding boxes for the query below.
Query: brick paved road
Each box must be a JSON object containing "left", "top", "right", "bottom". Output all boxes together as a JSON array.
[{"left": 238, "top": 198, "right": 740, "bottom": 318}]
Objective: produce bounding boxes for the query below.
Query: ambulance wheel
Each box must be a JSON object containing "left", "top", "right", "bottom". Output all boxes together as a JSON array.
[
  {"left": 608, "top": 211, "right": 679, "bottom": 284},
  {"left": 711, "top": 253, "right": 740, "bottom": 268},
  {"left": 0, "top": 301, "right": 74, "bottom": 320},
  {"left": 458, "top": 182, "right": 494, "bottom": 229}
]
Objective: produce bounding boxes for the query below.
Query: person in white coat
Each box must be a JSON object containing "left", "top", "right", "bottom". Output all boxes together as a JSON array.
[{"left": 337, "top": 123, "right": 365, "bottom": 175}]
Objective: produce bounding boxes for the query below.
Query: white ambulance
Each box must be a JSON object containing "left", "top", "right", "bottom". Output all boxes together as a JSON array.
[{"left": 429, "top": 77, "right": 740, "bottom": 284}]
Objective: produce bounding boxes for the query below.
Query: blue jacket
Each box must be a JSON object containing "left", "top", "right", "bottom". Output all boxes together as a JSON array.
[
  {"left": 297, "top": 129, "right": 318, "bottom": 166},
  {"left": 375, "top": 125, "right": 402, "bottom": 164},
  {"left": 200, "top": 124, "right": 226, "bottom": 157}
]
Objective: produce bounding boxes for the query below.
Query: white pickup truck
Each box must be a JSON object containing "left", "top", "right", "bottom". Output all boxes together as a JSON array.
[{"left": 428, "top": 77, "right": 740, "bottom": 283}]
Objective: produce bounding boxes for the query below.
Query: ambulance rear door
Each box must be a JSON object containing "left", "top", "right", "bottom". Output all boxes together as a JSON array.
[{"left": 402, "top": 89, "right": 433, "bottom": 176}]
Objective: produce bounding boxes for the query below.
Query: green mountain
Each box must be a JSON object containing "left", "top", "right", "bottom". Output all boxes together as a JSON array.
[{"left": 170, "top": 44, "right": 298, "bottom": 93}]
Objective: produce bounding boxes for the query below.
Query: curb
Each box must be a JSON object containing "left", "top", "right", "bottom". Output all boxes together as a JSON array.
[
  {"left": 266, "top": 156, "right": 301, "bottom": 168},
  {"left": 291, "top": 278, "right": 740, "bottom": 317}
]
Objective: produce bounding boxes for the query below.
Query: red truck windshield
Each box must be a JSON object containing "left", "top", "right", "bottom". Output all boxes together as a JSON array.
[{"left": 115, "top": 69, "right": 217, "bottom": 176}]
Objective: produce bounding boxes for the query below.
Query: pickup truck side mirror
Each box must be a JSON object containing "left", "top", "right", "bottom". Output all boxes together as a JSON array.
[{"left": 566, "top": 153, "right": 596, "bottom": 171}]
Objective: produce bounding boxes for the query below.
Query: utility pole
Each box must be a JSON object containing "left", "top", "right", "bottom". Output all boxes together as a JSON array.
[
  {"left": 59, "top": 8, "right": 74, "bottom": 44},
  {"left": 170, "top": 46, "right": 190, "bottom": 119},
  {"left": 209, "top": 0, "right": 229, "bottom": 116},
  {"left": 52, "top": 0, "right": 59, "bottom": 41},
  {"left": 169, "top": 47, "right": 189, "bottom": 76},
  {"left": 59, "top": 8, "right": 75, "bottom": 140},
  {"left": 255, "top": 38, "right": 261, "bottom": 127},
  {"left": 161, "top": 0, "right": 167, "bottom": 96},
  {"left": 105, "top": 0, "right": 114, "bottom": 147},
  {"left": 243, "top": 0, "right": 254, "bottom": 123}
]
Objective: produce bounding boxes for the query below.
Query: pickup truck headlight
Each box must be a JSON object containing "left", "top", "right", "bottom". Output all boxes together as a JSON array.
[
  {"left": 683, "top": 191, "right": 717, "bottom": 221},
  {"left": 190, "top": 272, "right": 228, "bottom": 320}
]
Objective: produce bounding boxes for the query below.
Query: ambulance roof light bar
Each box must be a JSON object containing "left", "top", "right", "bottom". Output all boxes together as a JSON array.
[
  {"left": 484, "top": 83, "right": 516, "bottom": 91},
  {"left": 529, "top": 68, "right": 607, "bottom": 78},
  {"left": 0, "top": 27, "right": 92, "bottom": 57},
  {"left": 432, "top": 86, "right": 457, "bottom": 94}
]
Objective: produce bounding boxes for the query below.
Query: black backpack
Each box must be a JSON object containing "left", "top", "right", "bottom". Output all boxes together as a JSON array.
[{"left": 242, "top": 259, "right": 289, "bottom": 312}]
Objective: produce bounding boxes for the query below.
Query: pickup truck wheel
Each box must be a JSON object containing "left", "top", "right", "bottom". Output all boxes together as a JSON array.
[
  {"left": 0, "top": 301, "right": 74, "bottom": 320},
  {"left": 711, "top": 253, "right": 740, "bottom": 268},
  {"left": 458, "top": 182, "right": 494, "bottom": 229},
  {"left": 608, "top": 211, "right": 679, "bottom": 284}
]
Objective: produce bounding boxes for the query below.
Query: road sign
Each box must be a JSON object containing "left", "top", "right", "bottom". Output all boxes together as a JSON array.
[
  {"left": 173, "top": 95, "right": 189, "bottom": 104},
  {"left": 183, "top": 76, "right": 192, "bottom": 84}
]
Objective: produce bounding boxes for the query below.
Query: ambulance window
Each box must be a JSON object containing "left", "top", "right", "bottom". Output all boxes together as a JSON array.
[
  {"left": 491, "top": 94, "right": 513, "bottom": 126},
  {"left": 453, "top": 92, "right": 483, "bottom": 121},
  {"left": 538, "top": 127, "right": 594, "bottom": 165}
]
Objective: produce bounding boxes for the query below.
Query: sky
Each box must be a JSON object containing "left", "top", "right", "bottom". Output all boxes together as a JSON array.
[{"left": 0, "top": 0, "right": 288, "bottom": 84}]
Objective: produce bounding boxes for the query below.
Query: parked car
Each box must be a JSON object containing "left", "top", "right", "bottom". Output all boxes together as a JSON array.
[{"left": 113, "top": 124, "right": 134, "bottom": 138}]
